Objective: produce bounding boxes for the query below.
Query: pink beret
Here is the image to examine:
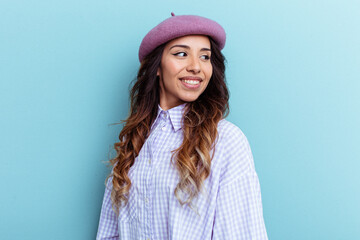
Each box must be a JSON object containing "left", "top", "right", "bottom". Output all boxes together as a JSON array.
[{"left": 138, "top": 13, "right": 226, "bottom": 62}]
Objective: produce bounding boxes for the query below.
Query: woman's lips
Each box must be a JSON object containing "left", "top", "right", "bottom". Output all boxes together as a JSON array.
[
  {"left": 179, "top": 77, "right": 202, "bottom": 89},
  {"left": 180, "top": 76, "right": 202, "bottom": 81}
]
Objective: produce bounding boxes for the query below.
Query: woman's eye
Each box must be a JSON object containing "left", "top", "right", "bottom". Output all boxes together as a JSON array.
[
  {"left": 173, "top": 52, "right": 187, "bottom": 57},
  {"left": 200, "top": 55, "right": 211, "bottom": 60}
]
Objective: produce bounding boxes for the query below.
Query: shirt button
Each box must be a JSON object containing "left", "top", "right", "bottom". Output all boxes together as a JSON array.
[
  {"left": 161, "top": 126, "right": 166, "bottom": 131},
  {"left": 148, "top": 159, "right": 151, "bottom": 164},
  {"left": 163, "top": 112, "right": 167, "bottom": 118},
  {"left": 145, "top": 197, "right": 149, "bottom": 203}
]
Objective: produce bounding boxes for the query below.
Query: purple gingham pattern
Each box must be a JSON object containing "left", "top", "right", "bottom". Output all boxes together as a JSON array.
[{"left": 96, "top": 103, "right": 268, "bottom": 240}]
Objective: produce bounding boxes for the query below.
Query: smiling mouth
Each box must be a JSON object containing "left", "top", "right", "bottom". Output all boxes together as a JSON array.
[
  {"left": 179, "top": 77, "right": 202, "bottom": 85},
  {"left": 183, "top": 79, "right": 200, "bottom": 85},
  {"left": 179, "top": 77, "right": 203, "bottom": 89}
]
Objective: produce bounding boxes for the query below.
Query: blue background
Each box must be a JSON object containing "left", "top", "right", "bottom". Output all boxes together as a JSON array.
[{"left": 1, "top": 0, "right": 359, "bottom": 239}]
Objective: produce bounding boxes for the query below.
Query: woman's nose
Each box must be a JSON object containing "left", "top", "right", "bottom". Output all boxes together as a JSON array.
[{"left": 186, "top": 56, "right": 201, "bottom": 74}]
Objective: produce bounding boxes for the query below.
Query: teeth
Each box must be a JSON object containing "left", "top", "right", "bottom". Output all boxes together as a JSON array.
[{"left": 183, "top": 79, "right": 200, "bottom": 85}]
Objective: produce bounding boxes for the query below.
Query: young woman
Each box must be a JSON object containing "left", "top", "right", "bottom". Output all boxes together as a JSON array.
[{"left": 97, "top": 13, "right": 268, "bottom": 240}]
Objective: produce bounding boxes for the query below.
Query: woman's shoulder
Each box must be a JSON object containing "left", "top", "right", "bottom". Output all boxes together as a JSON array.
[
  {"left": 217, "top": 118, "right": 247, "bottom": 142},
  {"left": 216, "top": 118, "right": 251, "bottom": 153},
  {"left": 215, "top": 119, "right": 255, "bottom": 185}
]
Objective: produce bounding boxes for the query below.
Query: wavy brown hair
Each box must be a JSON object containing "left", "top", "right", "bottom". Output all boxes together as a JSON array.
[{"left": 107, "top": 37, "right": 229, "bottom": 214}]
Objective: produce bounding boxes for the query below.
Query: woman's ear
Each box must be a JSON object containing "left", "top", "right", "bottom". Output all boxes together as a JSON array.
[{"left": 157, "top": 68, "right": 161, "bottom": 77}]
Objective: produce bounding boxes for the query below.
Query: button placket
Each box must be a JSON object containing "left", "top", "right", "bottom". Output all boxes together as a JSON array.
[{"left": 145, "top": 141, "right": 155, "bottom": 190}]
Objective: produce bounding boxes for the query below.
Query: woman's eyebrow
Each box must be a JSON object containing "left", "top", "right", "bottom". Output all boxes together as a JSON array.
[{"left": 169, "top": 45, "right": 211, "bottom": 52}]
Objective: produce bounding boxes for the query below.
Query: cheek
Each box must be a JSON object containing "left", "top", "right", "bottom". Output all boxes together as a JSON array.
[
  {"left": 204, "top": 65, "right": 213, "bottom": 81},
  {"left": 163, "top": 61, "right": 181, "bottom": 78}
]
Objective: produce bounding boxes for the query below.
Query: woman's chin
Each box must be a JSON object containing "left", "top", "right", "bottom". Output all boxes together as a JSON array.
[{"left": 180, "top": 96, "right": 200, "bottom": 103}]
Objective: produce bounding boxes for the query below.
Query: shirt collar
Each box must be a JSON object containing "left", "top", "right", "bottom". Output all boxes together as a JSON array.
[{"left": 155, "top": 103, "right": 187, "bottom": 132}]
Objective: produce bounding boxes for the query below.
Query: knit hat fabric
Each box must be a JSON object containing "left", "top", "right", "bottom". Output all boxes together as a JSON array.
[{"left": 138, "top": 13, "right": 226, "bottom": 62}]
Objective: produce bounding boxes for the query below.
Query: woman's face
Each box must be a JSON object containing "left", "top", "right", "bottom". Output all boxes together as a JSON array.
[{"left": 157, "top": 35, "right": 213, "bottom": 110}]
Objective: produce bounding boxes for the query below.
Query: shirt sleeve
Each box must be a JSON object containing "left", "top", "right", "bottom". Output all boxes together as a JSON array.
[
  {"left": 212, "top": 170, "right": 268, "bottom": 239},
  {"left": 212, "top": 122, "right": 268, "bottom": 239},
  {"left": 96, "top": 177, "right": 119, "bottom": 240}
]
